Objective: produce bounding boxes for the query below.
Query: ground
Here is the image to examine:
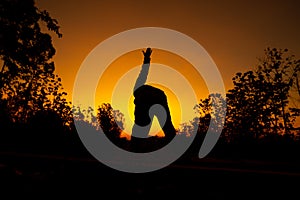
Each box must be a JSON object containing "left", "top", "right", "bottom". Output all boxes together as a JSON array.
[{"left": 1, "top": 151, "right": 299, "bottom": 199}]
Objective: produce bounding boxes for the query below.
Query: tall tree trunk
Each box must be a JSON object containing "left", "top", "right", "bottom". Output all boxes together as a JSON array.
[
  {"left": 0, "top": 61, "right": 5, "bottom": 74},
  {"left": 296, "top": 75, "right": 300, "bottom": 96},
  {"left": 281, "top": 100, "right": 288, "bottom": 134},
  {"left": 0, "top": 61, "right": 6, "bottom": 90}
]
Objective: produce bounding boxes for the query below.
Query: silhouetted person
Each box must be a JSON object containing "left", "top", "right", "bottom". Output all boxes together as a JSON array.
[{"left": 131, "top": 48, "right": 176, "bottom": 151}]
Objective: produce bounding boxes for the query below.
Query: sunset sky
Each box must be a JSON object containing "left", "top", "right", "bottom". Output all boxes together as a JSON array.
[{"left": 36, "top": 0, "right": 300, "bottom": 135}]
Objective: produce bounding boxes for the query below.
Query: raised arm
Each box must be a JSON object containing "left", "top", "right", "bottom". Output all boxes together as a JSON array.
[{"left": 133, "top": 47, "right": 152, "bottom": 92}]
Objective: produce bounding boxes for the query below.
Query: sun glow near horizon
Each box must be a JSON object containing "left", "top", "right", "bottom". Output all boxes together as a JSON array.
[{"left": 93, "top": 49, "right": 209, "bottom": 137}]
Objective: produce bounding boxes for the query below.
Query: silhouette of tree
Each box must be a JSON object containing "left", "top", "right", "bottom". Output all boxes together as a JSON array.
[
  {"left": 178, "top": 94, "right": 226, "bottom": 157},
  {"left": 256, "top": 48, "right": 300, "bottom": 135},
  {"left": 0, "top": 0, "right": 70, "bottom": 125},
  {"left": 97, "top": 103, "right": 124, "bottom": 141},
  {"left": 226, "top": 48, "right": 299, "bottom": 142},
  {"left": 72, "top": 105, "right": 97, "bottom": 127},
  {"left": 226, "top": 71, "right": 271, "bottom": 142},
  {"left": 113, "top": 109, "right": 125, "bottom": 131},
  {"left": 193, "top": 93, "right": 227, "bottom": 136}
]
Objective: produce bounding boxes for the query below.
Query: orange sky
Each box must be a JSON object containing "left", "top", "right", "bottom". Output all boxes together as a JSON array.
[
  {"left": 94, "top": 49, "right": 207, "bottom": 136},
  {"left": 36, "top": 0, "right": 300, "bottom": 132}
]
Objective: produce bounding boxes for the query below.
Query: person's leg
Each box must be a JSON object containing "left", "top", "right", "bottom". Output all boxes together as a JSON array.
[
  {"left": 157, "top": 102, "right": 176, "bottom": 141},
  {"left": 152, "top": 91, "right": 176, "bottom": 141},
  {"left": 131, "top": 105, "right": 153, "bottom": 138},
  {"left": 131, "top": 104, "right": 154, "bottom": 152}
]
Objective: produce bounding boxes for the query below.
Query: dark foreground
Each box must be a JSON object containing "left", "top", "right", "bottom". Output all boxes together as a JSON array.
[{"left": 1, "top": 152, "right": 299, "bottom": 199}]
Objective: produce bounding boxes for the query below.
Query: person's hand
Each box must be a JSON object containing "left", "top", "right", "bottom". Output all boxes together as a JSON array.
[
  {"left": 142, "top": 47, "right": 152, "bottom": 58},
  {"left": 142, "top": 47, "right": 152, "bottom": 64}
]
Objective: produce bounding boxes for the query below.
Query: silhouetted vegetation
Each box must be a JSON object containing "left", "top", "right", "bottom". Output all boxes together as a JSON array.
[
  {"left": 181, "top": 47, "right": 300, "bottom": 160},
  {"left": 2, "top": 1, "right": 300, "bottom": 199},
  {"left": 226, "top": 48, "right": 300, "bottom": 140},
  {"left": 1, "top": 0, "right": 300, "bottom": 168},
  {"left": 0, "top": 0, "right": 72, "bottom": 154}
]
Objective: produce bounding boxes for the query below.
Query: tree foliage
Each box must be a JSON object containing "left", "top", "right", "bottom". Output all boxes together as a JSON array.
[
  {"left": 97, "top": 103, "right": 124, "bottom": 141},
  {"left": 188, "top": 48, "right": 300, "bottom": 144},
  {"left": 0, "top": 0, "right": 71, "bottom": 126},
  {"left": 256, "top": 48, "right": 300, "bottom": 134}
]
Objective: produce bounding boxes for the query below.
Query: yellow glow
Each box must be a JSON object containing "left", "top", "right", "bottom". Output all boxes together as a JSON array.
[{"left": 95, "top": 49, "right": 209, "bottom": 136}]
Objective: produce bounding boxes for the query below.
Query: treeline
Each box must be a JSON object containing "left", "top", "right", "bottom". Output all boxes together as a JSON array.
[
  {"left": 1, "top": 0, "right": 299, "bottom": 161},
  {"left": 1, "top": 0, "right": 73, "bottom": 155},
  {"left": 185, "top": 47, "right": 300, "bottom": 143},
  {"left": 180, "top": 47, "right": 300, "bottom": 161}
]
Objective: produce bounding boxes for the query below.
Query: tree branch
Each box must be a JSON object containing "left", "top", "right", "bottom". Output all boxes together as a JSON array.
[
  {"left": 0, "top": 61, "right": 6, "bottom": 74},
  {"left": 296, "top": 75, "right": 300, "bottom": 96}
]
